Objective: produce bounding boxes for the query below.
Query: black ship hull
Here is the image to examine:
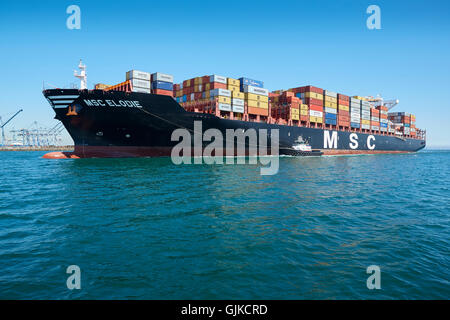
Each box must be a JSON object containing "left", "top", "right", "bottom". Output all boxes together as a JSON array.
[{"left": 43, "top": 89, "right": 426, "bottom": 158}]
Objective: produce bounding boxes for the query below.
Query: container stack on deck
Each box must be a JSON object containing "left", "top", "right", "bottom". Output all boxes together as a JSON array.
[
  {"left": 357, "top": 98, "right": 370, "bottom": 131},
  {"left": 241, "top": 78, "right": 269, "bottom": 118},
  {"left": 323, "top": 90, "right": 338, "bottom": 127},
  {"left": 388, "top": 112, "right": 415, "bottom": 137},
  {"left": 344, "top": 94, "right": 360, "bottom": 129},
  {"left": 291, "top": 86, "right": 323, "bottom": 126},
  {"left": 126, "top": 70, "right": 151, "bottom": 94},
  {"left": 151, "top": 72, "right": 174, "bottom": 97},
  {"left": 270, "top": 91, "right": 301, "bottom": 124},
  {"left": 370, "top": 105, "right": 380, "bottom": 132},
  {"left": 377, "top": 105, "right": 389, "bottom": 133}
]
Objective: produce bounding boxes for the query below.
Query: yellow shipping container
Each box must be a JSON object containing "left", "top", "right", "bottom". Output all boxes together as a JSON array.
[
  {"left": 247, "top": 100, "right": 268, "bottom": 109},
  {"left": 245, "top": 93, "right": 269, "bottom": 103},
  {"left": 185, "top": 79, "right": 191, "bottom": 87},
  {"left": 300, "top": 104, "right": 309, "bottom": 110},
  {"left": 300, "top": 109, "right": 308, "bottom": 116},
  {"left": 194, "top": 77, "right": 203, "bottom": 85},
  {"left": 205, "top": 91, "right": 210, "bottom": 99},
  {"left": 291, "top": 113, "right": 300, "bottom": 121},
  {"left": 324, "top": 96, "right": 337, "bottom": 103},
  {"left": 324, "top": 101, "right": 337, "bottom": 108},
  {"left": 176, "top": 90, "right": 183, "bottom": 97},
  {"left": 310, "top": 116, "right": 323, "bottom": 123},
  {"left": 232, "top": 91, "right": 244, "bottom": 99},
  {"left": 227, "top": 78, "right": 240, "bottom": 86},
  {"left": 338, "top": 105, "right": 349, "bottom": 111},
  {"left": 228, "top": 85, "right": 240, "bottom": 93},
  {"left": 204, "top": 83, "right": 210, "bottom": 91},
  {"left": 361, "top": 119, "right": 370, "bottom": 125},
  {"left": 305, "top": 92, "right": 323, "bottom": 100},
  {"left": 217, "top": 96, "right": 231, "bottom": 104}
]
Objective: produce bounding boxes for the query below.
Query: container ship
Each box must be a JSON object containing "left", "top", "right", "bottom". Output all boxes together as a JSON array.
[{"left": 42, "top": 61, "right": 425, "bottom": 159}]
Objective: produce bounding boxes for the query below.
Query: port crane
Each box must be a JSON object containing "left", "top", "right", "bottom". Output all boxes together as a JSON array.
[{"left": 0, "top": 109, "right": 23, "bottom": 146}]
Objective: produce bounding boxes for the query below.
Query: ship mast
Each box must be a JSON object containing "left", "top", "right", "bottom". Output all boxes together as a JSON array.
[{"left": 74, "top": 60, "right": 87, "bottom": 89}]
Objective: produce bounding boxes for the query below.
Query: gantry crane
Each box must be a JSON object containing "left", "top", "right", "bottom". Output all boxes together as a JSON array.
[{"left": 0, "top": 109, "right": 23, "bottom": 146}]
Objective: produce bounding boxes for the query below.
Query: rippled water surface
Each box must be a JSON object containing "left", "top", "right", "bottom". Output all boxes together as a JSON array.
[{"left": 0, "top": 150, "right": 449, "bottom": 299}]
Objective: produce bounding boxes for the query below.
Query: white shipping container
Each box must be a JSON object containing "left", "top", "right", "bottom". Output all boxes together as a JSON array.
[
  {"left": 361, "top": 114, "right": 371, "bottom": 120},
  {"left": 232, "top": 105, "right": 245, "bottom": 113},
  {"left": 324, "top": 90, "right": 337, "bottom": 98},
  {"left": 132, "top": 87, "right": 150, "bottom": 93},
  {"left": 362, "top": 110, "right": 371, "bottom": 116},
  {"left": 380, "top": 127, "right": 387, "bottom": 132},
  {"left": 371, "top": 126, "right": 380, "bottom": 131},
  {"left": 152, "top": 72, "right": 174, "bottom": 83},
  {"left": 380, "top": 118, "right": 388, "bottom": 124},
  {"left": 210, "top": 75, "right": 227, "bottom": 84},
  {"left": 243, "top": 85, "right": 269, "bottom": 96},
  {"left": 218, "top": 103, "right": 232, "bottom": 111},
  {"left": 310, "top": 110, "right": 323, "bottom": 117},
  {"left": 126, "top": 70, "right": 151, "bottom": 81},
  {"left": 131, "top": 79, "right": 151, "bottom": 89},
  {"left": 351, "top": 118, "right": 361, "bottom": 123},
  {"left": 350, "top": 103, "right": 361, "bottom": 109},
  {"left": 325, "top": 107, "right": 337, "bottom": 114},
  {"left": 190, "top": 93, "right": 195, "bottom": 100},
  {"left": 232, "top": 98, "right": 244, "bottom": 106},
  {"left": 210, "top": 88, "right": 231, "bottom": 97},
  {"left": 371, "top": 117, "right": 380, "bottom": 122},
  {"left": 362, "top": 124, "right": 370, "bottom": 130},
  {"left": 351, "top": 111, "right": 361, "bottom": 116}
]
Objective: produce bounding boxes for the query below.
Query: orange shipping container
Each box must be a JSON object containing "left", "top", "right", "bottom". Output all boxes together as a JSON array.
[{"left": 248, "top": 107, "right": 269, "bottom": 116}]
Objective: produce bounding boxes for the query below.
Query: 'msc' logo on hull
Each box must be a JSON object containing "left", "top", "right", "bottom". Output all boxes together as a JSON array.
[{"left": 323, "top": 131, "right": 376, "bottom": 150}]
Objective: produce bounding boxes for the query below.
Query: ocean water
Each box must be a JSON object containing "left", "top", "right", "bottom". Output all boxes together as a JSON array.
[{"left": 0, "top": 150, "right": 449, "bottom": 300}]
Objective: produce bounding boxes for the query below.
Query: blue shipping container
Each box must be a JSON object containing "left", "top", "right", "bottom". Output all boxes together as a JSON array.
[
  {"left": 182, "top": 95, "right": 187, "bottom": 102},
  {"left": 325, "top": 118, "right": 337, "bottom": 125},
  {"left": 325, "top": 113, "right": 337, "bottom": 120},
  {"left": 351, "top": 122, "right": 361, "bottom": 128},
  {"left": 404, "top": 123, "right": 410, "bottom": 127},
  {"left": 151, "top": 81, "right": 173, "bottom": 91},
  {"left": 380, "top": 123, "right": 388, "bottom": 127},
  {"left": 239, "top": 77, "right": 264, "bottom": 88}
]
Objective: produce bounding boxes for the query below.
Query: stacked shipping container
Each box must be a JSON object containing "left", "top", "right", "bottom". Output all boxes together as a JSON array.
[{"left": 151, "top": 72, "right": 174, "bottom": 96}]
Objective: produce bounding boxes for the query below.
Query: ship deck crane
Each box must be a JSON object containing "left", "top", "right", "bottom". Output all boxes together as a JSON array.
[
  {"left": 0, "top": 109, "right": 23, "bottom": 146},
  {"left": 365, "top": 95, "right": 400, "bottom": 110}
]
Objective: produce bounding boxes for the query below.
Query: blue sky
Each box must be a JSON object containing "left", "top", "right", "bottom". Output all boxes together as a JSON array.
[{"left": 0, "top": 0, "right": 449, "bottom": 146}]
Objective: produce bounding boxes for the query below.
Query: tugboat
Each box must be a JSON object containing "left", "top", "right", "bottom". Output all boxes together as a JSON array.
[{"left": 279, "top": 137, "right": 323, "bottom": 157}]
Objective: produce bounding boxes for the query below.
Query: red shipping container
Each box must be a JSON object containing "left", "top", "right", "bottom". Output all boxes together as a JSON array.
[
  {"left": 304, "top": 98, "right": 323, "bottom": 106},
  {"left": 338, "top": 120, "right": 350, "bottom": 126},
  {"left": 153, "top": 89, "right": 173, "bottom": 96},
  {"left": 209, "top": 82, "right": 227, "bottom": 90},
  {"left": 202, "top": 75, "right": 210, "bottom": 84},
  {"left": 338, "top": 110, "right": 350, "bottom": 116},
  {"left": 300, "top": 115, "right": 309, "bottom": 122},
  {"left": 337, "top": 94, "right": 349, "bottom": 102},
  {"left": 194, "top": 92, "right": 202, "bottom": 100},
  {"left": 309, "top": 104, "right": 323, "bottom": 112},
  {"left": 338, "top": 99, "right": 349, "bottom": 106},
  {"left": 304, "top": 86, "right": 323, "bottom": 94}
]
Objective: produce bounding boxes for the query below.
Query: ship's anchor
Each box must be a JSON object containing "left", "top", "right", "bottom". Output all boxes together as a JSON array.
[{"left": 66, "top": 105, "right": 78, "bottom": 116}]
